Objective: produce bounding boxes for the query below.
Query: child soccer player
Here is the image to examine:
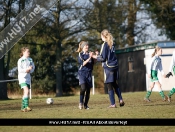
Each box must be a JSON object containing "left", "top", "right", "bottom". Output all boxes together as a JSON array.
[
  {"left": 18, "top": 47, "right": 35, "bottom": 112},
  {"left": 144, "top": 46, "right": 167, "bottom": 102},
  {"left": 166, "top": 50, "right": 175, "bottom": 102},
  {"left": 77, "top": 41, "right": 94, "bottom": 109},
  {"left": 93, "top": 29, "right": 125, "bottom": 108}
]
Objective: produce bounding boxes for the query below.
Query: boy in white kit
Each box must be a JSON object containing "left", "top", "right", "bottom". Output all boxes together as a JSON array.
[
  {"left": 166, "top": 50, "right": 175, "bottom": 102},
  {"left": 18, "top": 47, "right": 35, "bottom": 112}
]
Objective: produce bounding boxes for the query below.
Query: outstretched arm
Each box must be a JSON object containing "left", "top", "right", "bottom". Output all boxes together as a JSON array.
[
  {"left": 166, "top": 51, "right": 175, "bottom": 78},
  {"left": 92, "top": 43, "right": 107, "bottom": 62},
  {"left": 30, "top": 59, "right": 35, "bottom": 73}
]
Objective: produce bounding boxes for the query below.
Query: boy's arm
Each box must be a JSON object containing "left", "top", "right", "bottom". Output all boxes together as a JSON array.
[
  {"left": 166, "top": 52, "right": 175, "bottom": 78},
  {"left": 96, "top": 43, "right": 107, "bottom": 62},
  {"left": 168, "top": 53, "right": 174, "bottom": 72},
  {"left": 30, "top": 59, "right": 35, "bottom": 73}
]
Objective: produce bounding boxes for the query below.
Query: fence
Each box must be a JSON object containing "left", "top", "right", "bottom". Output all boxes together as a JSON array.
[{"left": 0, "top": 79, "right": 32, "bottom": 99}]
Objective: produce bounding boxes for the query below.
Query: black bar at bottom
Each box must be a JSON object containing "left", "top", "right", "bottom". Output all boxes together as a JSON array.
[{"left": 0, "top": 119, "right": 174, "bottom": 126}]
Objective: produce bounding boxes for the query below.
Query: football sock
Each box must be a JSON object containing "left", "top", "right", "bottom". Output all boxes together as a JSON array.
[
  {"left": 80, "top": 84, "right": 86, "bottom": 104},
  {"left": 112, "top": 82, "right": 123, "bottom": 101},
  {"left": 159, "top": 91, "right": 165, "bottom": 98},
  {"left": 80, "top": 95, "right": 84, "bottom": 104},
  {"left": 168, "top": 88, "right": 175, "bottom": 97},
  {"left": 84, "top": 87, "right": 90, "bottom": 106},
  {"left": 108, "top": 89, "right": 115, "bottom": 105},
  {"left": 21, "top": 98, "right": 25, "bottom": 109},
  {"left": 145, "top": 91, "right": 151, "bottom": 98},
  {"left": 115, "top": 87, "right": 123, "bottom": 101},
  {"left": 23, "top": 96, "right": 29, "bottom": 108}
]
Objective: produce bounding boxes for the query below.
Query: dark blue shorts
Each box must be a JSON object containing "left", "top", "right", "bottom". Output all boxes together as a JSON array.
[
  {"left": 104, "top": 69, "right": 119, "bottom": 83},
  {"left": 78, "top": 70, "right": 92, "bottom": 88}
]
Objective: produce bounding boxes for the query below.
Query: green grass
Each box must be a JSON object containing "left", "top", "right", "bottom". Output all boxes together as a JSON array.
[{"left": 0, "top": 92, "right": 175, "bottom": 132}]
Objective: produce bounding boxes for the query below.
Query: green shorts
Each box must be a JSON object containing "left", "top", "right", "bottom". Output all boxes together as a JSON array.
[
  {"left": 150, "top": 70, "right": 158, "bottom": 82},
  {"left": 20, "top": 83, "right": 30, "bottom": 89}
]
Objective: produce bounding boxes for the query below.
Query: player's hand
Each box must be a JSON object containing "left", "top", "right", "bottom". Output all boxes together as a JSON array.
[
  {"left": 26, "top": 69, "right": 30, "bottom": 73},
  {"left": 26, "top": 66, "right": 33, "bottom": 73},
  {"left": 166, "top": 72, "right": 173, "bottom": 78},
  {"left": 30, "top": 65, "right": 33, "bottom": 69},
  {"left": 92, "top": 55, "right": 97, "bottom": 59},
  {"left": 28, "top": 66, "right": 33, "bottom": 70},
  {"left": 89, "top": 51, "right": 94, "bottom": 57}
]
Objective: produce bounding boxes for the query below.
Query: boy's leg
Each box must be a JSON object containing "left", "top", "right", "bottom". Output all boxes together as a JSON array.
[
  {"left": 113, "top": 82, "right": 123, "bottom": 101},
  {"left": 113, "top": 82, "right": 125, "bottom": 107},
  {"left": 155, "top": 81, "right": 168, "bottom": 101},
  {"left": 79, "top": 83, "right": 86, "bottom": 109},
  {"left": 84, "top": 84, "right": 90, "bottom": 109},
  {"left": 145, "top": 91, "right": 152, "bottom": 101},
  {"left": 168, "top": 87, "right": 175, "bottom": 97},
  {"left": 167, "top": 88, "right": 175, "bottom": 102},
  {"left": 104, "top": 69, "right": 115, "bottom": 107},
  {"left": 20, "top": 83, "right": 31, "bottom": 112},
  {"left": 144, "top": 82, "right": 154, "bottom": 102},
  {"left": 23, "top": 96, "right": 29, "bottom": 108},
  {"left": 107, "top": 83, "right": 115, "bottom": 107},
  {"left": 113, "top": 70, "right": 124, "bottom": 106},
  {"left": 159, "top": 91, "right": 167, "bottom": 101},
  {"left": 22, "top": 85, "right": 32, "bottom": 111},
  {"left": 21, "top": 97, "right": 25, "bottom": 110}
]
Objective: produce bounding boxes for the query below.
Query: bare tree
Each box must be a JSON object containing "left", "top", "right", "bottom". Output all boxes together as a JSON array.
[
  {"left": 84, "top": 0, "right": 153, "bottom": 47},
  {"left": 0, "top": 0, "right": 14, "bottom": 99},
  {"left": 0, "top": 0, "right": 26, "bottom": 99},
  {"left": 140, "top": 0, "right": 175, "bottom": 40},
  {"left": 42, "top": 0, "right": 90, "bottom": 96}
]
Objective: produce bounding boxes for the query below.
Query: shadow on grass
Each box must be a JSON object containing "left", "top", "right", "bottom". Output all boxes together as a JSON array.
[
  {"left": 0, "top": 98, "right": 81, "bottom": 111},
  {"left": 0, "top": 102, "right": 66, "bottom": 111}
]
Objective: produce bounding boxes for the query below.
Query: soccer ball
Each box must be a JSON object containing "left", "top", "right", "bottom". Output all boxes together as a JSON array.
[{"left": 46, "top": 98, "right": 53, "bottom": 104}]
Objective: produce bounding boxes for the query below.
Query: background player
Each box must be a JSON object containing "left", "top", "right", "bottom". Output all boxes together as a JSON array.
[
  {"left": 166, "top": 50, "right": 175, "bottom": 102},
  {"left": 144, "top": 46, "right": 167, "bottom": 102},
  {"left": 76, "top": 41, "right": 94, "bottom": 109},
  {"left": 18, "top": 47, "right": 35, "bottom": 112},
  {"left": 93, "top": 29, "right": 125, "bottom": 108}
]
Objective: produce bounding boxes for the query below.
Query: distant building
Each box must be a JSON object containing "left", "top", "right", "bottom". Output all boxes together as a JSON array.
[{"left": 116, "top": 41, "right": 175, "bottom": 92}]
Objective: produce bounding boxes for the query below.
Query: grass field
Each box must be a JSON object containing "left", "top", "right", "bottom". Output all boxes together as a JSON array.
[{"left": 0, "top": 91, "right": 175, "bottom": 132}]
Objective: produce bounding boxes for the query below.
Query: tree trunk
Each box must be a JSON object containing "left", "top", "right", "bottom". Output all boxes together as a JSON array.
[
  {"left": 55, "top": 40, "right": 63, "bottom": 97},
  {"left": 0, "top": 0, "right": 14, "bottom": 99},
  {"left": 126, "top": 0, "right": 136, "bottom": 46},
  {"left": 0, "top": 57, "right": 8, "bottom": 99},
  {"left": 55, "top": 1, "right": 63, "bottom": 97}
]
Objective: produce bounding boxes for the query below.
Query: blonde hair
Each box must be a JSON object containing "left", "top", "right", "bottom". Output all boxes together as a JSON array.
[
  {"left": 76, "top": 41, "right": 88, "bottom": 53},
  {"left": 101, "top": 29, "right": 113, "bottom": 49},
  {"left": 20, "top": 47, "right": 29, "bottom": 57},
  {"left": 152, "top": 46, "right": 161, "bottom": 57}
]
